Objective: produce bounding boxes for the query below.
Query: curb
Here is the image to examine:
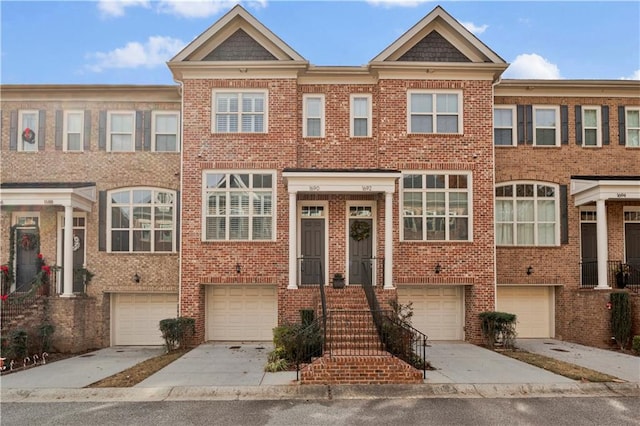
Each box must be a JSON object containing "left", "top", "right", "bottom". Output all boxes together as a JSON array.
[{"left": 2, "top": 382, "right": 638, "bottom": 403}]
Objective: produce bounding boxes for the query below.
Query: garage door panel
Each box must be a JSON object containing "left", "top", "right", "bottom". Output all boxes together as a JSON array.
[
  {"left": 398, "top": 286, "right": 463, "bottom": 340},
  {"left": 207, "top": 285, "right": 276, "bottom": 341},
  {"left": 497, "top": 286, "right": 553, "bottom": 338},
  {"left": 113, "top": 293, "right": 178, "bottom": 346}
]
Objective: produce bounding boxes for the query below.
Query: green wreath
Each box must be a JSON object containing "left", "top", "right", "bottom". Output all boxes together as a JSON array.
[
  {"left": 350, "top": 220, "right": 371, "bottom": 241},
  {"left": 20, "top": 232, "right": 39, "bottom": 251}
]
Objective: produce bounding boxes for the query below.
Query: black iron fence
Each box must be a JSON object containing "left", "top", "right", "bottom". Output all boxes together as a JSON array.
[{"left": 581, "top": 260, "right": 640, "bottom": 292}]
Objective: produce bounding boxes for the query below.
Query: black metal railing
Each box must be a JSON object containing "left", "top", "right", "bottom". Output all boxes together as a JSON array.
[
  {"left": 581, "top": 260, "right": 640, "bottom": 292},
  {"left": 325, "top": 310, "right": 387, "bottom": 356},
  {"left": 362, "top": 263, "right": 429, "bottom": 378},
  {"left": 294, "top": 315, "right": 325, "bottom": 381}
]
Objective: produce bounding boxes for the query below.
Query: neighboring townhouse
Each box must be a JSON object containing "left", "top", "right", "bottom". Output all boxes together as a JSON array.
[
  {"left": 1, "top": 4, "right": 638, "bottom": 362},
  {"left": 1, "top": 85, "right": 181, "bottom": 351}
]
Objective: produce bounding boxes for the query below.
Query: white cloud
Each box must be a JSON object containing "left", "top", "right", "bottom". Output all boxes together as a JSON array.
[
  {"left": 86, "top": 36, "right": 185, "bottom": 72},
  {"left": 504, "top": 53, "right": 561, "bottom": 79},
  {"left": 366, "top": 0, "right": 432, "bottom": 7},
  {"left": 461, "top": 21, "right": 488, "bottom": 35},
  {"left": 620, "top": 69, "right": 640, "bottom": 80},
  {"left": 98, "top": 0, "right": 150, "bottom": 17}
]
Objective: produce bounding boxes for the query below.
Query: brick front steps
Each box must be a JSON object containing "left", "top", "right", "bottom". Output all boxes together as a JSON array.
[{"left": 300, "top": 354, "right": 424, "bottom": 384}]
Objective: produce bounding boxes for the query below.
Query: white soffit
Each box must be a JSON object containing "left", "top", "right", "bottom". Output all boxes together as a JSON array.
[{"left": 571, "top": 178, "right": 640, "bottom": 206}]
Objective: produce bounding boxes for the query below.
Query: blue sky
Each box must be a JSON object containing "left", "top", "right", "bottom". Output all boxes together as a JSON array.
[{"left": 1, "top": 1, "right": 639, "bottom": 85}]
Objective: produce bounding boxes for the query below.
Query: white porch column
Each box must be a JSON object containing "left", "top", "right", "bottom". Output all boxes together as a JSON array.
[
  {"left": 384, "top": 191, "right": 394, "bottom": 289},
  {"left": 595, "top": 199, "right": 610, "bottom": 289},
  {"left": 62, "top": 205, "right": 74, "bottom": 297},
  {"left": 288, "top": 192, "right": 298, "bottom": 289}
]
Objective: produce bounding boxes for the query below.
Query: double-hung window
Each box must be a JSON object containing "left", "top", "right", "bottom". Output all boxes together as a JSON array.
[
  {"left": 351, "top": 94, "right": 371, "bottom": 137},
  {"left": 18, "top": 110, "right": 39, "bottom": 152},
  {"left": 533, "top": 106, "right": 560, "bottom": 146},
  {"left": 495, "top": 182, "right": 558, "bottom": 246},
  {"left": 203, "top": 171, "right": 274, "bottom": 241},
  {"left": 408, "top": 91, "right": 462, "bottom": 134},
  {"left": 494, "top": 106, "right": 516, "bottom": 146},
  {"left": 152, "top": 111, "right": 180, "bottom": 152},
  {"left": 402, "top": 172, "right": 471, "bottom": 241},
  {"left": 303, "top": 94, "right": 324, "bottom": 137},
  {"left": 626, "top": 107, "right": 640, "bottom": 147},
  {"left": 107, "top": 111, "right": 135, "bottom": 152},
  {"left": 108, "top": 188, "right": 176, "bottom": 252},
  {"left": 64, "top": 110, "right": 84, "bottom": 152},
  {"left": 213, "top": 90, "right": 267, "bottom": 133},
  {"left": 581, "top": 106, "right": 601, "bottom": 147}
]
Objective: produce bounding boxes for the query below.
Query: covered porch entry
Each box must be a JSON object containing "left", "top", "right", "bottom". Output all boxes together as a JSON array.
[{"left": 283, "top": 169, "right": 400, "bottom": 289}]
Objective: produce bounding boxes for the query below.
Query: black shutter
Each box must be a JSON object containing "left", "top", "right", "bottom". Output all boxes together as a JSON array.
[
  {"left": 525, "top": 105, "right": 533, "bottom": 144},
  {"left": 517, "top": 105, "right": 525, "bottom": 144},
  {"left": 135, "top": 111, "right": 143, "bottom": 151},
  {"left": 618, "top": 106, "right": 626, "bottom": 145},
  {"left": 175, "top": 190, "right": 180, "bottom": 250},
  {"left": 9, "top": 110, "right": 17, "bottom": 151},
  {"left": 574, "top": 105, "right": 582, "bottom": 145},
  {"left": 99, "top": 191, "right": 107, "bottom": 251},
  {"left": 98, "top": 111, "right": 107, "bottom": 150},
  {"left": 143, "top": 110, "right": 151, "bottom": 151},
  {"left": 560, "top": 105, "right": 569, "bottom": 145},
  {"left": 601, "top": 105, "right": 609, "bottom": 145},
  {"left": 84, "top": 110, "right": 92, "bottom": 151},
  {"left": 55, "top": 110, "right": 63, "bottom": 150},
  {"left": 560, "top": 185, "right": 568, "bottom": 245},
  {"left": 38, "top": 110, "right": 46, "bottom": 151}
]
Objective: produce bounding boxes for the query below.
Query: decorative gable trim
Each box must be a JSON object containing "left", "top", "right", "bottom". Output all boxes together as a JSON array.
[
  {"left": 202, "top": 29, "right": 277, "bottom": 61},
  {"left": 398, "top": 30, "right": 471, "bottom": 63}
]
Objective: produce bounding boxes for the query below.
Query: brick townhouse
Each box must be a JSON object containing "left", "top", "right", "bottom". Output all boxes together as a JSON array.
[{"left": 1, "top": 5, "right": 638, "bottom": 357}]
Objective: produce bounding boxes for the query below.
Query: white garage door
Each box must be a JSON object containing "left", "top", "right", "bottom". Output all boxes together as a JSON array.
[
  {"left": 497, "top": 286, "right": 553, "bottom": 338},
  {"left": 112, "top": 293, "right": 178, "bottom": 346},
  {"left": 398, "top": 286, "right": 463, "bottom": 340},
  {"left": 206, "top": 285, "right": 277, "bottom": 341}
]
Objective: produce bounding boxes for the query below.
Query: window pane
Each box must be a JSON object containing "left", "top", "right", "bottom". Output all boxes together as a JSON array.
[
  {"left": 536, "top": 109, "right": 556, "bottom": 127},
  {"left": 583, "top": 109, "right": 597, "bottom": 127},
  {"left": 516, "top": 184, "right": 534, "bottom": 197},
  {"left": 411, "top": 116, "right": 432, "bottom": 133},
  {"left": 426, "top": 217, "right": 445, "bottom": 240},
  {"left": 411, "top": 94, "right": 432, "bottom": 113},
  {"left": 584, "top": 129, "right": 597, "bottom": 146},
  {"left": 495, "top": 200, "right": 513, "bottom": 221},
  {"left": 253, "top": 217, "right": 272, "bottom": 240},
  {"left": 230, "top": 192, "right": 249, "bottom": 215},
  {"left": 156, "top": 135, "right": 176, "bottom": 151},
  {"left": 68, "top": 113, "right": 82, "bottom": 132},
  {"left": 111, "top": 114, "right": 133, "bottom": 132},
  {"left": 494, "top": 109, "right": 512, "bottom": 127},
  {"left": 230, "top": 174, "right": 249, "bottom": 188},
  {"left": 133, "top": 190, "right": 152, "bottom": 204},
  {"left": 496, "top": 223, "right": 513, "bottom": 245},
  {"left": 208, "top": 194, "right": 226, "bottom": 215},
  {"left": 449, "top": 218, "right": 468, "bottom": 240},
  {"left": 426, "top": 175, "right": 445, "bottom": 189},
  {"left": 111, "top": 134, "right": 132, "bottom": 151},
  {"left": 494, "top": 129, "right": 513, "bottom": 145},
  {"left": 426, "top": 193, "right": 445, "bottom": 215},
  {"left": 628, "top": 129, "right": 640, "bottom": 147},
  {"left": 206, "top": 217, "right": 225, "bottom": 240},
  {"left": 154, "top": 230, "right": 173, "bottom": 252},
  {"left": 517, "top": 223, "right": 534, "bottom": 245},
  {"left": 436, "top": 116, "right": 458, "bottom": 133},
  {"left": 111, "top": 230, "right": 129, "bottom": 251},
  {"left": 536, "top": 129, "right": 556, "bottom": 145},
  {"left": 537, "top": 200, "right": 555, "bottom": 221},
  {"left": 403, "top": 217, "right": 422, "bottom": 240},
  {"left": 111, "top": 206, "right": 130, "bottom": 228},
  {"left": 253, "top": 174, "right": 272, "bottom": 189},
  {"left": 354, "top": 118, "right": 368, "bottom": 136},
  {"left": 156, "top": 115, "right": 177, "bottom": 133},
  {"left": 206, "top": 174, "right": 226, "bottom": 189},
  {"left": 537, "top": 185, "right": 554, "bottom": 197},
  {"left": 436, "top": 94, "right": 458, "bottom": 113},
  {"left": 517, "top": 200, "right": 534, "bottom": 221},
  {"left": 253, "top": 193, "right": 272, "bottom": 215},
  {"left": 403, "top": 193, "right": 423, "bottom": 216},
  {"left": 449, "top": 193, "right": 468, "bottom": 215},
  {"left": 403, "top": 174, "right": 422, "bottom": 189},
  {"left": 449, "top": 175, "right": 467, "bottom": 189},
  {"left": 353, "top": 97, "right": 368, "bottom": 116},
  {"left": 133, "top": 230, "right": 151, "bottom": 252},
  {"left": 307, "top": 119, "right": 321, "bottom": 136},
  {"left": 627, "top": 110, "right": 639, "bottom": 127},
  {"left": 307, "top": 98, "right": 321, "bottom": 116},
  {"left": 67, "top": 134, "right": 82, "bottom": 151},
  {"left": 230, "top": 217, "right": 249, "bottom": 240},
  {"left": 538, "top": 223, "right": 555, "bottom": 245}
]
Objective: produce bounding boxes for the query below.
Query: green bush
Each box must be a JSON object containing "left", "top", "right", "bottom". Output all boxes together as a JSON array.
[
  {"left": 610, "top": 293, "right": 631, "bottom": 350},
  {"left": 479, "top": 311, "right": 517, "bottom": 349},
  {"left": 271, "top": 319, "right": 323, "bottom": 365},
  {"left": 9, "top": 329, "right": 29, "bottom": 360},
  {"left": 38, "top": 322, "right": 55, "bottom": 353},
  {"left": 632, "top": 336, "right": 640, "bottom": 355},
  {"left": 159, "top": 317, "right": 195, "bottom": 352}
]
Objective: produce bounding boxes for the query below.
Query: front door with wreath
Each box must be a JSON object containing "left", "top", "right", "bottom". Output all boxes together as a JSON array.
[{"left": 15, "top": 228, "right": 39, "bottom": 292}]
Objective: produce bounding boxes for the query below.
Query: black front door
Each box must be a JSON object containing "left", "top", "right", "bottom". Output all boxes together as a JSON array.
[
  {"left": 349, "top": 218, "right": 373, "bottom": 285},
  {"left": 581, "top": 222, "right": 597, "bottom": 286},
  {"left": 301, "top": 218, "right": 324, "bottom": 285},
  {"left": 625, "top": 223, "right": 640, "bottom": 284},
  {"left": 61, "top": 228, "right": 86, "bottom": 293},
  {"left": 15, "top": 228, "right": 39, "bottom": 292}
]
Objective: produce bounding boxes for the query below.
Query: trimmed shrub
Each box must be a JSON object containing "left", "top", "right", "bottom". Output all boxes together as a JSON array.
[
  {"left": 632, "top": 336, "right": 640, "bottom": 355},
  {"left": 38, "top": 322, "right": 55, "bottom": 353},
  {"left": 479, "top": 311, "right": 517, "bottom": 349},
  {"left": 159, "top": 317, "right": 195, "bottom": 352},
  {"left": 610, "top": 293, "right": 631, "bottom": 350}
]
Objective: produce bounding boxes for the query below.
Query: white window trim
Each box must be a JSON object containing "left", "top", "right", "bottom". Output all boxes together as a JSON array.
[
  {"left": 303, "top": 94, "right": 325, "bottom": 138},
  {"left": 211, "top": 89, "right": 269, "bottom": 134},
  {"left": 151, "top": 111, "right": 180, "bottom": 152},
  {"left": 63, "top": 110, "right": 84, "bottom": 152},
  {"left": 201, "top": 170, "right": 277, "bottom": 242},
  {"left": 106, "top": 187, "right": 177, "bottom": 253},
  {"left": 400, "top": 171, "right": 473, "bottom": 242},
  {"left": 18, "top": 110, "right": 39, "bottom": 152},
  {"left": 106, "top": 111, "right": 135, "bottom": 152},
  {"left": 12, "top": 211, "right": 40, "bottom": 227},
  {"left": 581, "top": 106, "right": 601, "bottom": 147},
  {"left": 533, "top": 105, "right": 561, "bottom": 146},
  {"left": 495, "top": 181, "right": 560, "bottom": 246},
  {"left": 350, "top": 94, "right": 372, "bottom": 138},
  {"left": 493, "top": 105, "right": 517, "bottom": 146},
  {"left": 625, "top": 106, "right": 640, "bottom": 148},
  {"left": 407, "top": 90, "right": 463, "bottom": 135}
]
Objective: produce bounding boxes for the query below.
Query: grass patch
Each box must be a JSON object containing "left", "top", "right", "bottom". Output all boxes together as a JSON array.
[
  {"left": 86, "top": 348, "right": 190, "bottom": 388},
  {"left": 500, "top": 350, "right": 622, "bottom": 382}
]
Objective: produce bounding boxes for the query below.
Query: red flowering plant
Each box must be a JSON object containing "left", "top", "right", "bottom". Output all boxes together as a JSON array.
[{"left": 1, "top": 265, "right": 9, "bottom": 301}]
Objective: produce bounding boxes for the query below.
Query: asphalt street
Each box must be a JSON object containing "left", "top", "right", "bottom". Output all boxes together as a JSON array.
[{"left": 2, "top": 397, "right": 639, "bottom": 426}]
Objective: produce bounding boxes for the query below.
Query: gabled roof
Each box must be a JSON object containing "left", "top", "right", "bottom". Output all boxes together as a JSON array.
[
  {"left": 170, "top": 5, "right": 306, "bottom": 63},
  {"left": 370, "top": 6, "right": 505, "bottom": 65}
]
